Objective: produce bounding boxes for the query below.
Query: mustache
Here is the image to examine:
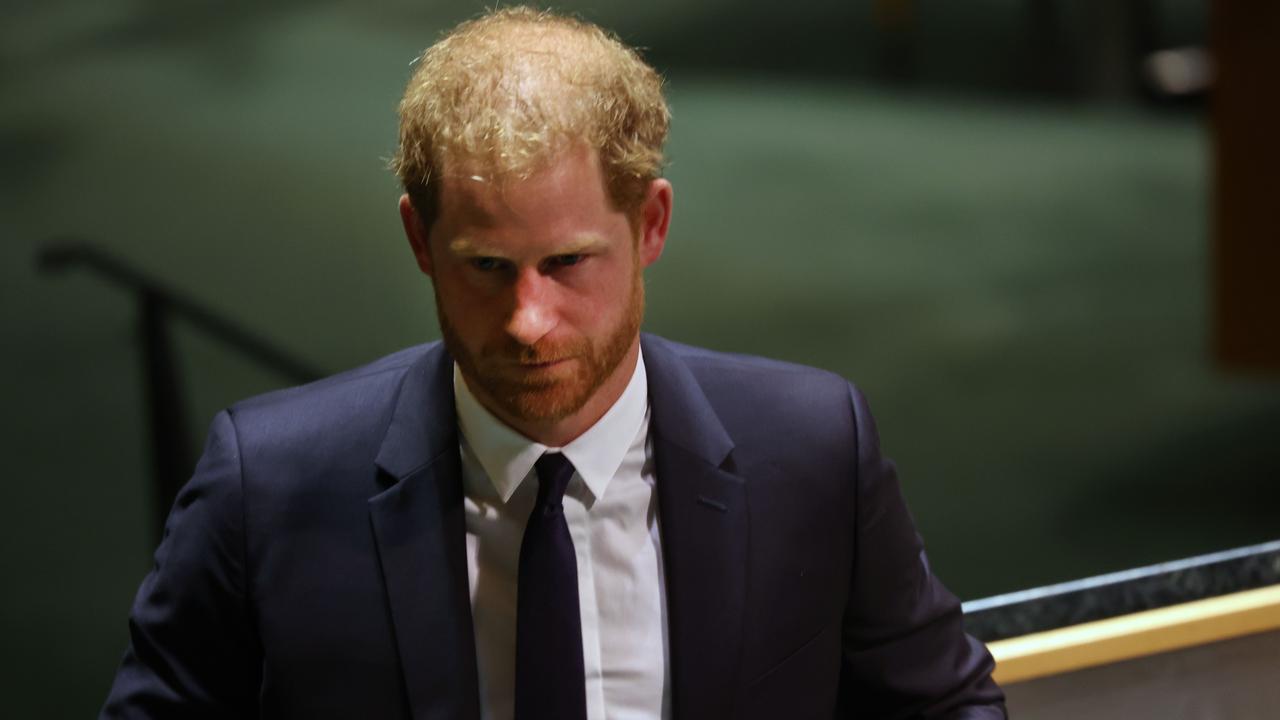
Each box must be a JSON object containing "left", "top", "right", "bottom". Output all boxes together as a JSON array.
[{"left": 486, "top": 338, "right": 589, "bottom": 365}]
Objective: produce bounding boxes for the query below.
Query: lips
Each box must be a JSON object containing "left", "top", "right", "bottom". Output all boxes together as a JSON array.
[{"left": 518, "top": 358, "right": 570, "bottom": 369}]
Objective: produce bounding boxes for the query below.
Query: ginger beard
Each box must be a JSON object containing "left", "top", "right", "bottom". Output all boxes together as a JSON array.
[{"left": 438, "top": 255, "right": 644, "bottom": 425}]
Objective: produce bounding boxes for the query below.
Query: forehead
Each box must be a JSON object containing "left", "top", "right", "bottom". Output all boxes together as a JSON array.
[{"left": 433, "top": 145, "right": 622, "bottom": 239}]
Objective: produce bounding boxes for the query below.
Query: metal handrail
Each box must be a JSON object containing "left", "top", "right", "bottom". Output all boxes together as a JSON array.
[{"left": 38, "top": 238, "right": 324, "bottom": 540}]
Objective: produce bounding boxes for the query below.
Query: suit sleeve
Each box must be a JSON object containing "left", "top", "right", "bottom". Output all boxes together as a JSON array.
[
  {"left": 100, "top": 410, "right": 262, "bottom": 719},
  {"left": 836, "top": 386, "right": 1006, "bottom": 719}
]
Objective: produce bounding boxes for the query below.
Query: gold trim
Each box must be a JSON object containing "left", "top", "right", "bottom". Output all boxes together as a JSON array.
[{"left": 988, "top": 584, "right": 1280, "bottom": 685}]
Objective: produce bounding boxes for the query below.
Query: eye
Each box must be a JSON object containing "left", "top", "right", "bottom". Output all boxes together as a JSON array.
[
  {"left": 469, "top": 257, "right": 506, "bottom": 272},
  {"left": 549, "top": 254, "right": 584, "bottom": 268}
]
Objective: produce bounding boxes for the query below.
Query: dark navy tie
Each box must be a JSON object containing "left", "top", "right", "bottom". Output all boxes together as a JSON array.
[{"left": 514, "top": 452, "right": 587, "bottom": 720}]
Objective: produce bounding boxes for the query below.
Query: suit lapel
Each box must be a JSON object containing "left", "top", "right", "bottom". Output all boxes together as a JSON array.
[
  {"left": 369, "top": 344, "right": 481, "bottom": 720},
  {"left": 643, "top": 336, "right": 749, "bottom": 719}
]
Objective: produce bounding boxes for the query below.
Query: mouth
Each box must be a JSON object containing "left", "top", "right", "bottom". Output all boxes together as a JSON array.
[{"left": 518, "top": 358, "right": 570, "bottom": 369}]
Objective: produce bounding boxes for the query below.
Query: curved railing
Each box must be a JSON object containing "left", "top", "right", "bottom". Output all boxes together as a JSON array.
[{"left": 37, "top": 239, "right": 324, "bottom": 540}]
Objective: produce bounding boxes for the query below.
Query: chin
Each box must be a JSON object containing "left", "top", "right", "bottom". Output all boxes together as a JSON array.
[
  {"left": 499, "top": 383, "right": 594, "bottom": 424},
  {"left": 482, "top": 355, "right": 608, "bottom": 425}
]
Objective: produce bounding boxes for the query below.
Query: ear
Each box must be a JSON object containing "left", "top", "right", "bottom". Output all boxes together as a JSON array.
[
  {"left": 636, "top": 179, "right": 673, "bottom": 268},
  {"left": 399, "top": 194, "right": 433, "bottom": 277}
]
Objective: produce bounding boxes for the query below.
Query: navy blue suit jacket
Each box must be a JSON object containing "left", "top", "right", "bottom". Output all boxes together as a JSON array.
[{"left": 102, "top": 334, "right": 1004, "bottom": 718}]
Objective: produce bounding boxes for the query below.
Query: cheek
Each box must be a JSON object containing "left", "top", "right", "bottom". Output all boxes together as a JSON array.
[
  {"left": 432, "top": 278, "right": 483, "bottom": 333},
  {"left": 434, "top": 269, "right": 488, "bottom": 313},
  {"left": 580, "top": 255, "right": 638, "bottom": 301},
  {"left": 563, "top": 280, "right": 615, "bottom": 319},
  {"left": 575, "top": 273, "right": 638, "bottom": 327}
]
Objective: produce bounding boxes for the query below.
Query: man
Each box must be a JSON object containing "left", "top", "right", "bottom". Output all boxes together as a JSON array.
[{"left": 103, "top": 7, "right": 1004, "bottom": 719}]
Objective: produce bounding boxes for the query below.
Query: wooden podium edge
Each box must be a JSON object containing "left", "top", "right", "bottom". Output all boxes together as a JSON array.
[{"left": 987, "top": 584, "right": 1280, "bottom": 685}]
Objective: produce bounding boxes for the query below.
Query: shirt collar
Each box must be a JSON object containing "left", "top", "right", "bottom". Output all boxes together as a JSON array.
[{"left": 454, "top": 350, "right": 649, "bottom": 504}]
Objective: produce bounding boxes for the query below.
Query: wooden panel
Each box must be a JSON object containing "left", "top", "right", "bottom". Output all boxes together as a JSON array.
[
  {"left": 1002, "top": 628, "right": 1280, "bottom": 720},
  {"left": 1212, "top": 2, "right": 1280, "bottom": 370}
]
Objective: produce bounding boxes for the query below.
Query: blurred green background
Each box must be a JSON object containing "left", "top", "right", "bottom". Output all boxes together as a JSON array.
[{"left": 4, "top": 0, "right": 1277, "bottom": 715}]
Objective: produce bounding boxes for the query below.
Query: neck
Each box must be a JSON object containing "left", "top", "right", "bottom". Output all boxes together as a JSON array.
[{"left": 467, "top": 337, "right": 640, "bottom": 447}]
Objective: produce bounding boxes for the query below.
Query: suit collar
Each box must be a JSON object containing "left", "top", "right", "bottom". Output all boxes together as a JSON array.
[
  {"left": 373, "top": 342, "right": 457, "bottom": 481},
  {"left": 369, "top": 342, "right": 482, "bottom": 720},
  {"left": 641, "top": 334, "right": 735, "bottom": 466},
  {"left": 643, "top": 334, "right": 749, "bottom": 718}
]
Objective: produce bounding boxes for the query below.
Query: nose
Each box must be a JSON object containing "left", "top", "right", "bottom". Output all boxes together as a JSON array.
[{"left": 505, "top": 268, "right": 557, "bottom": 346}]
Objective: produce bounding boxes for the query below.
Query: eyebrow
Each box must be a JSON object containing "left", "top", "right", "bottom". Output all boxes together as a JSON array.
[{"left": 448, "top": 233, "right": 611, "bottom": 257}]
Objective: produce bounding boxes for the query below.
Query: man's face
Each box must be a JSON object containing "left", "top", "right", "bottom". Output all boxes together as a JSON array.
[{"left": 401, "top": 146, "right": 670, "bottom": 437}]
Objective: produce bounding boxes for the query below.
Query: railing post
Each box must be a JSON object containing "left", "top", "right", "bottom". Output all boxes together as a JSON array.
[{"left": 138, "top": 289, "right": 192, "bottom": 540}]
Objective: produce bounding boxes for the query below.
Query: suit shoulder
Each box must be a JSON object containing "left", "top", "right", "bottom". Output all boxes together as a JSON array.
[
  {"left": 648, "top": 335, "right": 852, "bottom": 395},
  {"left": 225, "top": 342, "right": 439, "bottom": 444},
  {"left": 644, "top": 335, "right": 862, "bottom": 451}
]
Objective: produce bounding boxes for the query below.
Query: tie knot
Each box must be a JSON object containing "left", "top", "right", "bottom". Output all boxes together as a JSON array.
[{"left": 533, "top": 452, "right": 576, "bottom": 509}]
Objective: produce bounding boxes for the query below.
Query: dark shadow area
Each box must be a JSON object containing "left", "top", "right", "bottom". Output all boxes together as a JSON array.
[{"left": 1057, "top": 400, "right": 1280, "bottom": 567}]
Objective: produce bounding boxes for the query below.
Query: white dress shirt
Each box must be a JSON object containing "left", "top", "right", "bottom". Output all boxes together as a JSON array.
[{"left": 454, "top": 352, "right": 670, "bottom": 720}]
